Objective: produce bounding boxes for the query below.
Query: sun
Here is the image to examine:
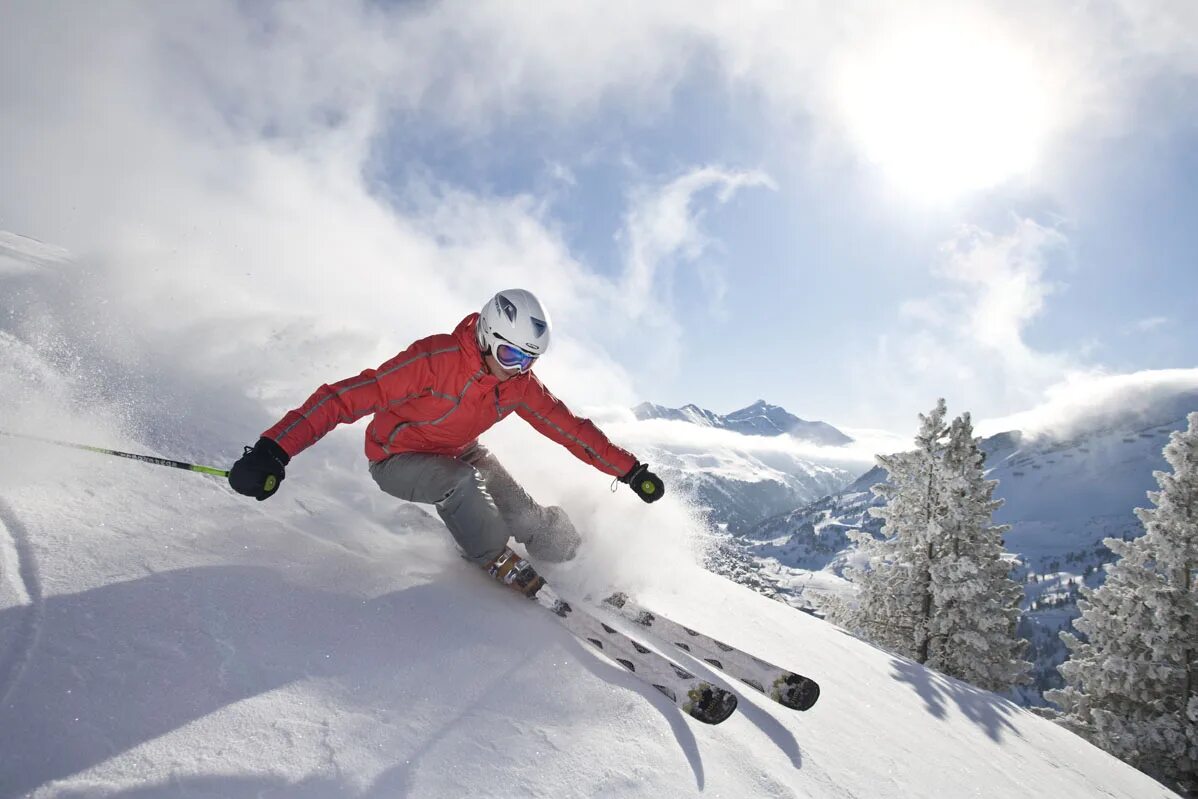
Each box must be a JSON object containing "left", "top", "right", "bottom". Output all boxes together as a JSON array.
[{"left": 834, "top": 21, "right": 1052, "bottom": 203}]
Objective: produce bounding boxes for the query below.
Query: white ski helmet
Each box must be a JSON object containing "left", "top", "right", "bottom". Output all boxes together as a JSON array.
[{"left": 477, "top": 289, "right": 552, "bottom": 370}]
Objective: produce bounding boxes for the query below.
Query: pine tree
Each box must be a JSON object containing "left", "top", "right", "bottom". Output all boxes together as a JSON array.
[
  {"left": 927, "top": 412, "right": 1030, "bottom": 691},
  {"left": 843, "top": 399, "right": 949, "bottom": 660},
  {"left": 1048, "top": 412, "right": 1198, "bottom": 795},
  {"left": 839, "top": 401, "right": 1031, "bottom": 695}
]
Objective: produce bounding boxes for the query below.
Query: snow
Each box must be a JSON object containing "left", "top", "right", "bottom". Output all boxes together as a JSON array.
[
  {"left": 0, "top": 436, "right": 1176, "bottom": 797},
  {"left": 0, "top": 232, "right": 69, "bottom": 275},
  {"left": 0, "top": 233, "right": 1180, "bottom": 796}
]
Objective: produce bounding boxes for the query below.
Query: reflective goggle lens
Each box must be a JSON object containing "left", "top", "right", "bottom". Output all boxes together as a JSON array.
[{"left": 495, "top": 343, "right": 537, "bottom": 372}]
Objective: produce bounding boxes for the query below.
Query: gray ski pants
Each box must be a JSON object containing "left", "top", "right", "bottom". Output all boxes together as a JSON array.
[{"left": 369, "top": 444, "right": 580, "bottom": 565}]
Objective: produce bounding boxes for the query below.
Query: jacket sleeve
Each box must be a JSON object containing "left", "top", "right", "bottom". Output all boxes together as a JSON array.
[
  {"left": 262, "top": 341, "right": 443, "bottom": 458},
  {"left": 516, "top": 377, "right": 638, "bottom": 478}
]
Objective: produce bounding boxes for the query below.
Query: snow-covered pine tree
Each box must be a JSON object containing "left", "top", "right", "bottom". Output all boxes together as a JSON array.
[
  {"left": 1047, "top": 412, "right": 1198, "bottom": 796},
  {"left": 842, "top": 399, "right": 949, "bottom": 661},
  {"left": 927, "top": 412, "right": 1031, "bottom": 692}
]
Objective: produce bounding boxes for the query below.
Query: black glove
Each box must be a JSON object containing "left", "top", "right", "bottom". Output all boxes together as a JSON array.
[
  {"left": 229, "top": 437, "right": 289, "bottom": 501},
  {"left": 621, "top": 462, "right": 664, "bottom": 504}
]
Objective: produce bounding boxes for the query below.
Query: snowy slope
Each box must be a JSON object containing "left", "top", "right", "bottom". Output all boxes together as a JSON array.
[
  {"left": 0, "top": 234, "right": 1179, "bottom": 797},
  {"left": 0, "top": 432, "right": 1178, "bottom": 798}
]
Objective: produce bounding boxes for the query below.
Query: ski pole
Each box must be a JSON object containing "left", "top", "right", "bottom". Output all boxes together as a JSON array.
[{"left": 0, "top": 429, "right": 229, "bottom": 478}]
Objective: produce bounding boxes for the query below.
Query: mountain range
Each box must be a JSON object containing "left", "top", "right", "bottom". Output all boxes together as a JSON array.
[
  {"left": 629, "top": 400, "right": 857, "bottom": 533},
  {"left": 634, "top": 399, "right": 855, "bottom": 446}
]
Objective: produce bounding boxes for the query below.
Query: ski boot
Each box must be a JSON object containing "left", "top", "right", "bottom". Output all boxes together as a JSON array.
[{"left": 484, "top": 547, "right": 545, "bottom": 598}]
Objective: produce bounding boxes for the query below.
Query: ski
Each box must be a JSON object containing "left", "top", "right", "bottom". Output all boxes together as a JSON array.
[
  {"left": 484, "top": 549, "right": 738, "bottom": 725},
  {"left": 599, "top": 592, "right": 821, "bottom": 712}
]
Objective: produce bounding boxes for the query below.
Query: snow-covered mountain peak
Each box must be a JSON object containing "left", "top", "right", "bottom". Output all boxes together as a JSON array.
[
  {"left": 632, "top": 401, "right": 724, "bottom": 428},
  {"left": 625, "top": 401, "right": 858, "bottom": 533},
  {"left": 634, "top": 399, "right": 854, "bottom": 446}
]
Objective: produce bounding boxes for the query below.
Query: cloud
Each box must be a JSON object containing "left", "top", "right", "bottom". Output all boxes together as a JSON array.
[
  {"left": 376, "top": 2, "right": 1194, "bottom": 139},
  {"left": 2, "top": 2, "right": 1192, "bottom": 442},
  {"left": 858, "top": 218, "right": 1091, "bottom": 429},
  {"left": 0, "top": 8, "right": 604, "bottom": 479},
  {"left": 0, "top": 6, "right": 776, "bottom": 416},
  {"left": 1129, "top": 316, "right": 1170, "bottom": 333},
  {"left": 8, "top": 2, "right": 1173, "bottom": 196},
  {"left": 1110, "top": 0, "right": 1198, "bottom": 75},
  {"left": 621, "top": 166, "right": 776, "bottom": 317},
  {"left": 355, "top": 1, "right": 1197, "bottom": 196},
  {"left": 582, "top": 408, "right": 909, "bottom": 471},
  {"left": 976, "top": 368, "right": 1198, "bottom": 440},
  {"left": 933, "top": 220, "right": 1067, "bottom": 360},
  {"left": 0, "top": 3, "right": 666, "bottom": 399}
]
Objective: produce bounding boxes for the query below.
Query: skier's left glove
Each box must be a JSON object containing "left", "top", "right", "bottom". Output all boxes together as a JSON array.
[
  {"left": 621, "top": 462, "right": 664, "bottom": 504},
  {"left": 229, "top": 437, "right": 289, "bottom": 501}
]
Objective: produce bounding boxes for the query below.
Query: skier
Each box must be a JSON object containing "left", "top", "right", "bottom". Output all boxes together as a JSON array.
[{"left": 228, "top": 289, "right": 664, "bottom": 576}]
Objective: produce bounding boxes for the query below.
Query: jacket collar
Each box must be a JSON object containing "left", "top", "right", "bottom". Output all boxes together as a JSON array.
[
  {"left": 452, "top": 312, "right": 532, "bottom": 389},
  {"left": 454, "top": 313, "right": 500, "bottom": 387},
  {"left": 453, "top": 313, "right": 485, "bottom": 367}
]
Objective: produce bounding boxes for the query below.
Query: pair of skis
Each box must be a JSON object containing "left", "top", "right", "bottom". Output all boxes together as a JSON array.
[{"left": 485, "top": 549, "right": 820, "bottom": 726}]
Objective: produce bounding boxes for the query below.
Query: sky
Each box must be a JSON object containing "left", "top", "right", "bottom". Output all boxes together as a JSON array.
[{"left": 1, "top": 0, "right": 1196, "bottom": 439}]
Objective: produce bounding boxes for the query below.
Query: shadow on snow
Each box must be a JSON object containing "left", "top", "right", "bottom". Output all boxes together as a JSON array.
[
  {"left": 0, "top": 563, "right": 729, "bottom": 796},
  {"left": 888, "top": 658, "right": 1022, "bottom": 743}
]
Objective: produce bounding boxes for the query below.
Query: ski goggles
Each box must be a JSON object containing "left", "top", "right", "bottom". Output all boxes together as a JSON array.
[{"left": 494, "top": 342, "right": 538, "bottom": 373}]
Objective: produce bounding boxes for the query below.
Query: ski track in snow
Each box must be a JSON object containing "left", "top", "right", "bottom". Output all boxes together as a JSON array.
[{"left": 0, "top": 496, "right": 44, "bottom": 713}]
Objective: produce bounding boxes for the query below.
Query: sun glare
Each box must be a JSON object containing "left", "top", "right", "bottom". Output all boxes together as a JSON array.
[{"left": 835, "top": 22, "right": 1051, "bottom": 203}]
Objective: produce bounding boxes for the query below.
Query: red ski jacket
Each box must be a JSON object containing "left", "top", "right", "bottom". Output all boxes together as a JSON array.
[{"left": 262, "top": 314, "right": 638, "bottom": 478}]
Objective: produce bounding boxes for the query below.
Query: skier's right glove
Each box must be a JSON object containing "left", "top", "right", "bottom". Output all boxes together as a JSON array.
[
  {"left": 621, "top": 462, "right": 664, "bottom": 504},
  {"left": 229, "top": 437, "right": 289, "bottom": 501}
]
